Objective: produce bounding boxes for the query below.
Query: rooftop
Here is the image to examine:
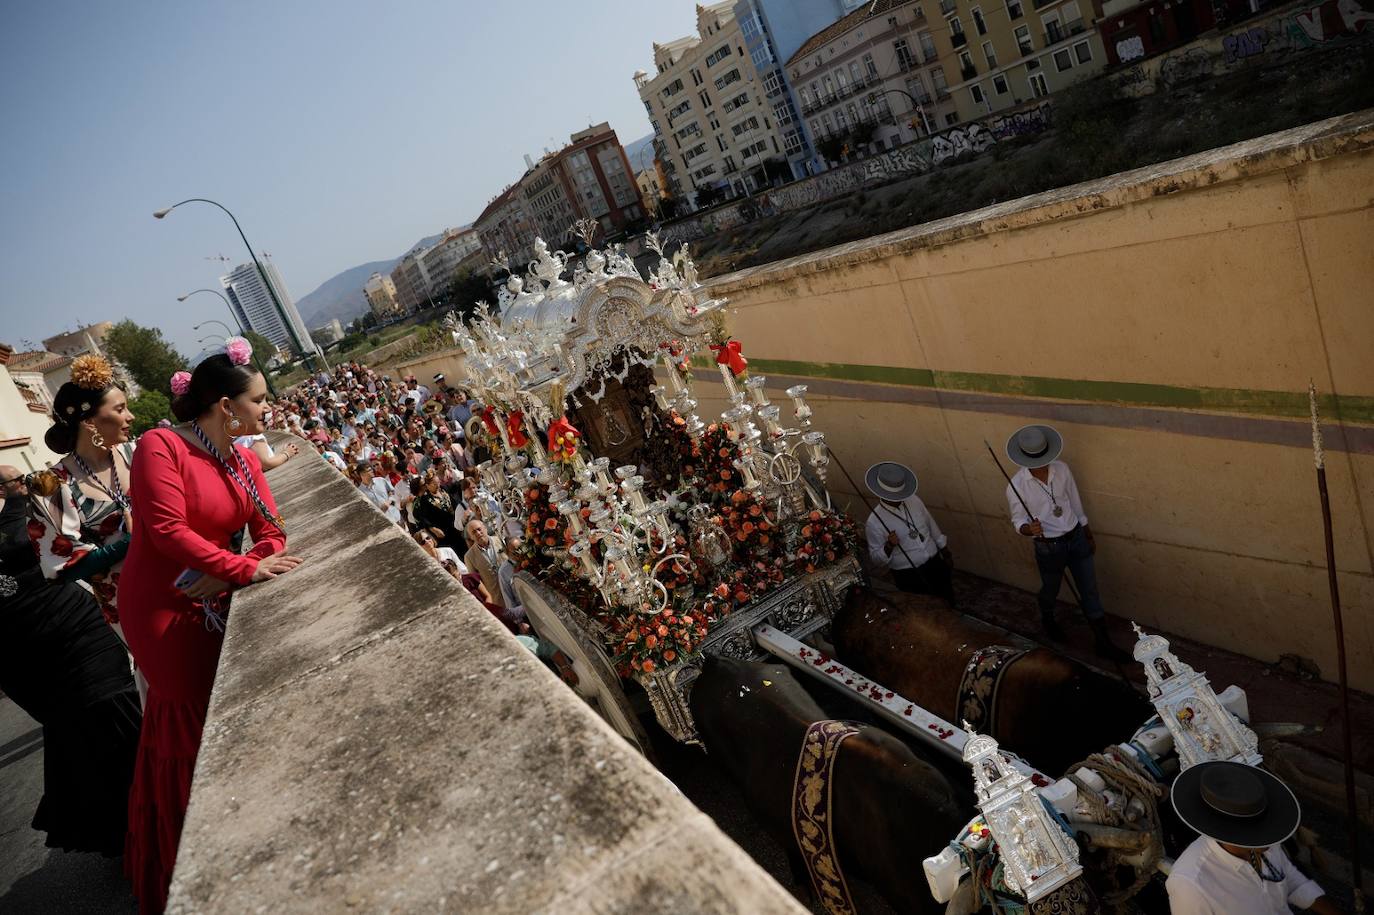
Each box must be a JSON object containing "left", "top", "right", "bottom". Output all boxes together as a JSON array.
[{"left": 788, "top": 0, "right": 907, "bottom": 68}]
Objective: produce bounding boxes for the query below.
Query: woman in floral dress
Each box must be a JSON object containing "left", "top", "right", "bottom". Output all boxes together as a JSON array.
[{"left": 31, "top": 354, "right": 146, "bottom": 700}]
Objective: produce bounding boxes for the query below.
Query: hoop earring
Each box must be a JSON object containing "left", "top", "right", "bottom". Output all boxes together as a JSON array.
[
  {"left": 88, "top": 426, "right": 108, "bottom": 451},
  {"left": 225, "top": 415, "right": 244, "bottom": 436}
]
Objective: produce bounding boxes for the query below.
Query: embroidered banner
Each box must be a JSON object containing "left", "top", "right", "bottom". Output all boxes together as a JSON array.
[{"left": 792, "top": 719, "right": 862, "bottom": 915}]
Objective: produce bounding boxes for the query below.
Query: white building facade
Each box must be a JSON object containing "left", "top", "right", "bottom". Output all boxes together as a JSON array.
[{"left": 220, "top": 259, "right": 315, "bottom": 356}]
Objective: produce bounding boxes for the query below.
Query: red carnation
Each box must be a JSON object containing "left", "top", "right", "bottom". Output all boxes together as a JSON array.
[
  {"left": 51, "top": 534, "right": 75, "bottom": 557},
  {"left": 27, "top": 519, "right": 46, "bottom": 541}
]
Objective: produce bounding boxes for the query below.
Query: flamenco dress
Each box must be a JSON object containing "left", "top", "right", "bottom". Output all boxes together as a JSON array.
[
  {"left": 0, "top": 493, "right": 141, "bottom": 855},
  {"left": 117, "top": 428, "right": 286, "bottom": 913}
]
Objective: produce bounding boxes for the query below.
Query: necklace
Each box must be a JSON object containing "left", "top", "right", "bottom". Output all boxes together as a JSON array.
[
  {"left": 1247, "top": 850, "right": 1284, "bottom": 883},
  {"left": 191, "top": 423, "right": 286, "bottom": 532},
  {"left": 71, "top": 449, "right": 130, "bottom": 512},
  {"left": 1031, "top": 472, "right": 1064, "bottom": 518},
  {"left": 882, "top": 502, "right": 926, "bottom": 542}
]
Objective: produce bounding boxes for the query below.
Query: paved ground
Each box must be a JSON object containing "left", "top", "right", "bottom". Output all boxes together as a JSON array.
[{"left": 0, "top": 699, "right": 137, "bottom": 915}]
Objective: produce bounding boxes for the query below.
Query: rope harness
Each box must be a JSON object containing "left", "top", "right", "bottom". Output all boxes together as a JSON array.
[{"left": 1064, "top": 749, "right": 1166, "bottom": 904}]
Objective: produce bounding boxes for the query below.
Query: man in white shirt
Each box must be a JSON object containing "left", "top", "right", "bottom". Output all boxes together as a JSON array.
[
  {"left": 863, "top": 462, "right": 956, "bottom": 606},
  {"left": 1004, "top": 424, "right": 1126, "bottom": 660},
  {"left": 1167, "top": 761, "right": 1338, "bottom": 915}
]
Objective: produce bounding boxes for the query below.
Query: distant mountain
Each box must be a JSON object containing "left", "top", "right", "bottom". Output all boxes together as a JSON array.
[
  {"left": 296, "top": 233, "right": 442, "bottom": 329},
  {"left": 623, "top": 133, "right": 656, "bottom": 173}
]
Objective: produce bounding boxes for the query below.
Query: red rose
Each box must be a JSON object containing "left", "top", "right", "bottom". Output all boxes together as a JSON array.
[
  {"left": 27, "top": 520, "right": 46, "bottom": 541},
  {"left": 51, "top": 534, "right": 75, "bottom": 557}
]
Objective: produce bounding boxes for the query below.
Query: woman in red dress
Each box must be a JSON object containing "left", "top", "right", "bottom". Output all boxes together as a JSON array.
[{"left": 118, "top": 341, "right": 302, "bottom": 913}]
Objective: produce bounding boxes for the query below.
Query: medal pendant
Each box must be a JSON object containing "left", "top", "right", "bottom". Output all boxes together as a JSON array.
[{"left": 1053, "top": 506, "right": 1063, "bottom": 518}]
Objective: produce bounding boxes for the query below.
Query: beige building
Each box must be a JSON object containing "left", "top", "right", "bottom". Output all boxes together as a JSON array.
[
  {"left": 0, "top": 344, "right": 61, "bottom": 471},
  {"left": 635, "top": 167, "right": 663, "bottom": 214},
  {"left": 635, "top": 1, "right": 792, "bottom": 207},
  {"left": 364, "top": 271, "right": 402, "bottom": 317},
  {"left": 8, "top": 351, "right": 73, "bottom": 410},
  {"left": 789, "top": 0, "right": 962, "bottom": 161},
  {"left": 474, "top": 185, "right": 538, "bottom": 267},
  {"left": 420, "top": 226, "right": 484, "bottom": 297},
  {"left": 935, "top": 0, "right": 1107, "bottom": 122}
]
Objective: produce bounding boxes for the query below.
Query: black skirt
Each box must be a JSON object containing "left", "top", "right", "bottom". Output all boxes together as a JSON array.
[{"left": 0, "top": 567, "right": 142, "bottom": 856}]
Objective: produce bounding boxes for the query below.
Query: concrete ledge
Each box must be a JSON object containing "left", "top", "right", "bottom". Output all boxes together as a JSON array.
[
  {"left": 167, "top": 436, "right": 804, "bottom": 914},
  {"left": 704, "top": 108, "right": 1374, "bottom": 296}
]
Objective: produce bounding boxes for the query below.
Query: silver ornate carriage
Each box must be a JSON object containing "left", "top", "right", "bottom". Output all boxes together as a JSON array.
[{"left": 453, "top": 229, "right": 861, "bottom": 751}]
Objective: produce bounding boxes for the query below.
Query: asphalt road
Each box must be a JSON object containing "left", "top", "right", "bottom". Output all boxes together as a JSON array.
[{"left": 0, "top": 697, "right": 137, "bottom": 915}]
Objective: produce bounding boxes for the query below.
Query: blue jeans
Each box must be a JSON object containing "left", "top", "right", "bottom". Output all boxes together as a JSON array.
[{"left": 1032, "top": 525, "right": 1104, "bottom": 621}]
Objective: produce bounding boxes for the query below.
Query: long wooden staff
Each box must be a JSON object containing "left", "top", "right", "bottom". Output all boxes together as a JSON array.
[
  {"left": 984, "top": 441, "right": 1083, "bottom": 604},
  {"left": 1310, "top": 384, "right": 1365, "bottom": 913},
  {"left": 822, "top": 449, "right": 934, "bottom": 575}
]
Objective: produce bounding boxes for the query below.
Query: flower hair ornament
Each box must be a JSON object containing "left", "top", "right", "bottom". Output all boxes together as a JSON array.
[
  {"left": 69, "top": 354, "right": 114, "bottom": 391},
  {"left": 170, "top": 371, "right": 192, "bottom": 396},
  {"left": 223, "top": 336, "right": 253, "bottom": 366}
]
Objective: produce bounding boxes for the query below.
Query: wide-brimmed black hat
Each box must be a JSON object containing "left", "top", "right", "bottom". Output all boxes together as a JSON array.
[
  {"left": 865, "top": 462, "right": 918, "bottom": 502},
  {"left": 1171, "top": 761, "right": 1301, "bottom": 849},
  {"left": 1006, "top": 424, "right": 1064, "bottom": 469}
]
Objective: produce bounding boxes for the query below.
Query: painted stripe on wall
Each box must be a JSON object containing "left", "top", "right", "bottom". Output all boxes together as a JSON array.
[
  {"left": 690, "top": 371, "right": 1374, "bottom": 455},
  {"left": 688, "top": 357, "right": 1374, "bottom": 426}
]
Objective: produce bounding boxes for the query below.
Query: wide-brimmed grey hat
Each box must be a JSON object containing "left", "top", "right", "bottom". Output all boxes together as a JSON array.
[
  {"left": 866, "top": 462, "right": 918, "bottom": 502},
  {"left": 1006, "top": 424, "right": 1064, "bottom": 469},
  {"left": 1171, "top": 761, "right": 1301, "bottom": 849}
]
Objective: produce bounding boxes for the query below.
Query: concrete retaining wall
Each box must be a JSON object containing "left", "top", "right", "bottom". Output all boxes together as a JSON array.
[
  {"left": 696, "top": 110, "right": 1374, "bottom": 691},
  {"left": 167, "top": 438, "right": 804, "bottom": 914}
]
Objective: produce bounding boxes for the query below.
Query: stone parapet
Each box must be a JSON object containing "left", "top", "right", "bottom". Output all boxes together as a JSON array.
[{"left": 167, "top": 435, "right": 803, "bottom": 914}]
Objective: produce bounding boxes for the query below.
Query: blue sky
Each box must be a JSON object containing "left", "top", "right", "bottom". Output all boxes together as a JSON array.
[{"left": 0, "top": 1, "right": 693, "bottom": 356}]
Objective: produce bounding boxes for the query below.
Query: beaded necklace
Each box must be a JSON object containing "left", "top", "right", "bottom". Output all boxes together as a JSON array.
[
  {"left": 191, "top": 422, "right": 286, "bottom": 532},
  {"left": 71, "top": 448, "right": 130, "bottom": 512},
  {"left": 1030, "top": 470, "right": 1064, "bottom": 518}
]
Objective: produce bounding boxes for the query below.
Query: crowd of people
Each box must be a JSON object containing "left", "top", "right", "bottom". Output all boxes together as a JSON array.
[
  {"left": 0, "top": 342, "right": 1343, "bottom": 915},
  {"left": 261, "top": 361, "right": 532, "bottom": 636}
]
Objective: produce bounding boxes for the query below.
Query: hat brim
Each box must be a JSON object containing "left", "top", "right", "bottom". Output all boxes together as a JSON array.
[
  {"left": 1006, "top": 424, "right": 1064, "bottom": 469},
  {"left": 1171, "top": 762, "right": 1301, "bottom": 849},
  {"left": 865, "top": 462, "right": 918, "bottom": 502}
]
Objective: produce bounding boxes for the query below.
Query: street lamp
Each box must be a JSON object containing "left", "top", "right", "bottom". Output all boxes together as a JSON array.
[
  {"left": 867, "top": 88, "right": 934, "bottom": 138},
  {"left": 154, "top": 198, "right": 315, "bottom": 370},
  {"left": 180, "top": 288, "right": 276, "bottom": 396}
]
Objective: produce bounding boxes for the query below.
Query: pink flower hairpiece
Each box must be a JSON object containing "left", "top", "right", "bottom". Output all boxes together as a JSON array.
[
  {"left": 170, "top": 371, "right": 192, "bottom": 396},
  {"left": 224, "top": 336, "right": 253, "bottom": 366}
]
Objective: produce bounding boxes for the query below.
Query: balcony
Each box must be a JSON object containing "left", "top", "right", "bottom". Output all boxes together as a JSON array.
[
  {"left": 960, "top": 63, "right": 978, "bottom": 79},
  {"left": 940, "top": 0, "right": 957, "bottom": 13},
  {"left": 1065, "top": 17, "right": 1086, "bottom": 33},
  {"left": 936, "top": 87, "right": 952, "bottom": 100},
  {"left": 1044, "top": 22, "right": 1065, "bottom": 44},
  {"left": 897, "top": 55, "right": 919, "bottom": 72},
  {"left": 951, "top": 30, "right": 968, "bottom": 48}
]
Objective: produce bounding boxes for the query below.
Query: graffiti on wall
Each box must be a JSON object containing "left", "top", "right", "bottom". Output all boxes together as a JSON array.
[
  {"left": 660, "top": 102, "right": 1053, "bottom": 243},
  {"left": 1117, "top": 0, "right": 1374, "bottom": 93}
]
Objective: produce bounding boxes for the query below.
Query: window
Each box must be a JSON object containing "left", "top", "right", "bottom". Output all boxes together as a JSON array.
[
  {"left": 774, "top": 100, "right": 793, "bottom": 125},
  {"left": 835, "top": 69, "right": 849, "bottom": 92},
  {"left": 714, "top": 68, "right": 742, "bottom": 91},
  {"left": 1029, "top": 71, "right": 1049, "bottom": 97},
  {"left": 906, "top": 75, "right": 931, "bottom": 103},
  {"left": 691, "top": 68, "right": 703, "bottom": 87},
  {"left": 849, "top": 60, "right": 862, "bottom": 83},
  {"left": 950, "top": 15, "right": 963, "bottom": 36},
  {"left": 972, "top": 6, "right": 987, "bottom": 34},
  {"left": 722, "top": 91, "right": 750, "bottom": 113},
  {"left": 660, "top": 78, "right": 683, "bottom": 98},
  {"left": 730, "top": 116, "right": 761, "bottom": 137},
  {"left": 740, "top": 12, "right": 759, "bottom": 39},
  {"left": 705, "top": 44, "right": 732, "bottom": 67},
  {"left": 800, "top": 86, "right": 813, "bottom": 107},
  {"left": 1015, "top": 25, "right": 1033, "bottom": 55},
  {"left": 784, "top": 129, "right": 803, "bottom": 153},
  {"left": 835, "top": 107, "right": 848, "bottom": 129},
  {"left": 751, "top": 45, "right": 773, "bottom": 69},
  {"left": 993, "top": 74, "right": 1009, "bottom": 94},
  {"left": 1043, "top": 13, "right": 1064, "bottom": 44},
  {"left": 699, "top": 90, "right": 711, "bottom": 109},
  {"left": 675, "top": 121, "right": 701, "bottom": 140},
  {"left": 1006, "top": 0, "right": 1023, "bottom": 18},
  {"left": 970, "top": 83, "right": 986, "bottom": 105},
  {"left": 667, "top": 100, "right": 691, "bottom": 120},
  {"left": 982, "top": 40, "right": 998, "bottom": 68},
  {"left": 919, "top": 31, "right": 937, "bottom": 61},
  {"left": 1073, "top": 39, "right": 1092, "bottom": 63},
  {"left": 894, "top": 38, "right": 916, "bottom": 70},
  {"left": 945, "top": 112, "right": 960, "bottom": 126},
  {"left": 959, "top": 50, "right": 974, "bottom": 75},
  {"left": 863, "top": 53, "right": 878, "bottom": 76},
  {"left": 930, "top": 66, "right": 949, "bottom": 97},
  {"left": 1054, "top": 48, "right": 1073, "bottom": 71},
  {"left": 763, "top": 71, "right": 783, "bottom": 97},
  {"left": 709, "top": 114, "right": 721, "bottom": 130}
]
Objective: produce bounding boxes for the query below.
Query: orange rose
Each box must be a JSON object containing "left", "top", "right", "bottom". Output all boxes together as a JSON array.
[
  {"left": 663, "top": 649, "right": 677, "bottom": 663},
  {"left": 544, "top": 517, "right": 559, "bottom": 531},
  {"left": 642, "top": 659, "right": 656, "bottom": 673},
  {"left": 736, "top": 531, "right": 747, "bottom": 541},
  {"left": 645, "top": 634, "right": 658, "bottom": 648},
  {"left": 657, "top": 625, "right": 669, "bottom": 637},
  {"left": 809, "top": 511, "right": 822, "bottom": 522}
]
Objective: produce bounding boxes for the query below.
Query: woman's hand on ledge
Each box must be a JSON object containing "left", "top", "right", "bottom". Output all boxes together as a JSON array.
[
  {"left": 251, "top": 553, "right": 304, "bottom": 583},
  {"left": 182, "top": 574, "right": 231, "bottom": 600}
]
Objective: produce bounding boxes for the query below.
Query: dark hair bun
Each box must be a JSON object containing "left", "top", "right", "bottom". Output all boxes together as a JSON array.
[
  {"left": 44, "top": 417, "right": 78, "bottom": 455},
  {"left": 172, "top": 354, "right": 259, "bottom": 422}
]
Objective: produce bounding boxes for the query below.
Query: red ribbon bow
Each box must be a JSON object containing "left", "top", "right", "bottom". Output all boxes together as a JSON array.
[
  {"left": 710, "top": 340, "right": 748, "bottom": 377},
  {"left": 506, "top": 411, "right": 530, "bottom": 449},
  {"left": 547, "top": 417, "right": 581, "bottom": 462}
]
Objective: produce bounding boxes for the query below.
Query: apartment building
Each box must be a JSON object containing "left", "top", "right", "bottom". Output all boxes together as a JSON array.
[
  {"left": 474, "top": 185, "right": 538, "bottom": 266},
  {"left": 364, "top": 271, "right": 402, "bottom": 317},
  {"left": 788, "top": 0, "right": 962, "bottom": 161},
  {"left": 220, "top": 259, "right": 314, "bottom": 355},
  {"left": 635, "top": 1, "right": 791, "bottom": 206},
  {"left": 935, "top": 0, "right": 1107, "bottom": 122}
]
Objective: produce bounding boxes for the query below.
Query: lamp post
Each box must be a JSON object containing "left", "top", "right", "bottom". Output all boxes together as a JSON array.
[
  {"left": 154, "top": 198, "right": 315, "bottom": 370},
  {"left": 867, "top": 88, "right": 934, "bottom": 138},
  {"left": 181, "top": 288, "right": 277, "bottom": 396}
]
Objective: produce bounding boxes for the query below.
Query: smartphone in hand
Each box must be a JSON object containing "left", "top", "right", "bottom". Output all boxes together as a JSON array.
[{"left": 174, "top": 568, "right": 204, "bottom": 591}]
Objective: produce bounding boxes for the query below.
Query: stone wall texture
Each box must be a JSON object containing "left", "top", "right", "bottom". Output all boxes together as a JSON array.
[
  {"left": 166, "top": 437, "right": 805, "bottom": 914},
  {"left": 696, "top": 110, "right": 1374, "bottom": 691}
]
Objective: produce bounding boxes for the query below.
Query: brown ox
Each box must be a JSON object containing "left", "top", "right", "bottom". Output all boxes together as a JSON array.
[
  {"left": 833, "top": 588, "right": 1153, "bottom": 777},
  {"left": 691, "top": 656, "right": 969, "bottom": 915}
]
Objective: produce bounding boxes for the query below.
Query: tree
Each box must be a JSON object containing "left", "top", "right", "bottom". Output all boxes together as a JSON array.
[
  {"left": 104, "top": 320, "right": 188, "bottom": 394},
  {"left": 243, "top": 330, "right": 277, "bottom": 368},
  {"left": 817, "top": 135, "right": 847, "bottom": 165},
  {"left": 128, "top": 390, "right": 171, "bottom": 435},
  {"left": 447, "top": 269, "right": 496, "bottom": 322}
]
